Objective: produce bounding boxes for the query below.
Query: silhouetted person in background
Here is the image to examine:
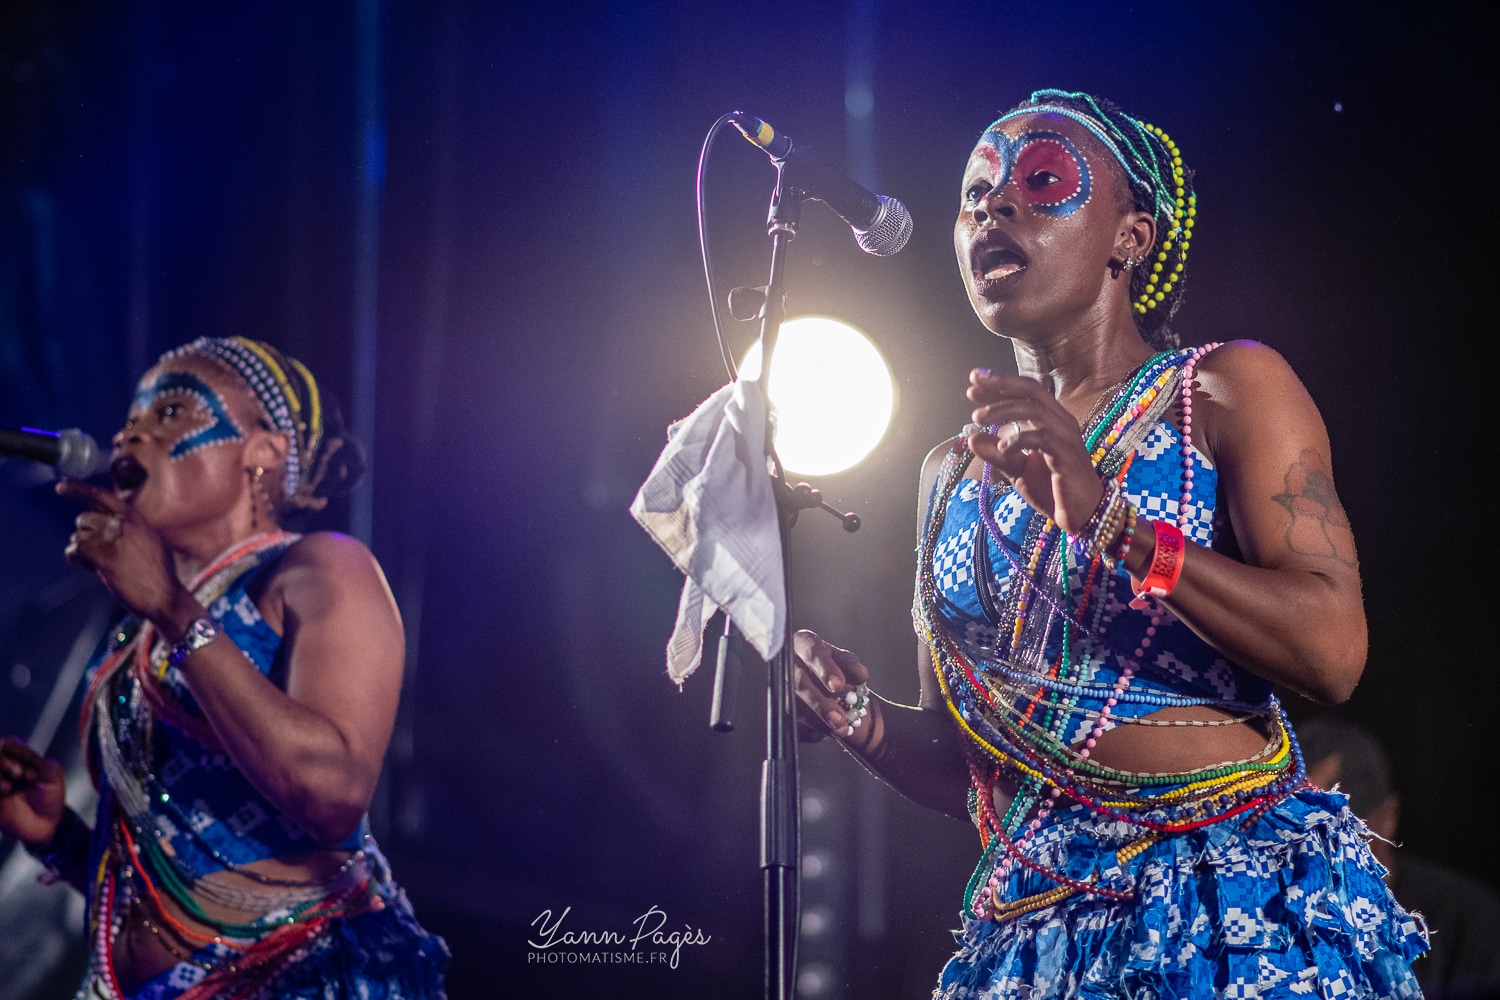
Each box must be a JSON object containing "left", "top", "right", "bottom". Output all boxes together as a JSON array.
[{"left": 1302, "top": 717, "right": 1500, "bottom": 1000}]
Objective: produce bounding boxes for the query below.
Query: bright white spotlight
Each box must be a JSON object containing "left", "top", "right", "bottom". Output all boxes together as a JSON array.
[{"left": 740, "top": 316, "right": 894, "bottom": 476}]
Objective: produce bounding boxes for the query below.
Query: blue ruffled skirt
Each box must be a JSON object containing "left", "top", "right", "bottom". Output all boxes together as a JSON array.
[{"left": 936, "top": 790, "right": 1427, "bottom": 1000}]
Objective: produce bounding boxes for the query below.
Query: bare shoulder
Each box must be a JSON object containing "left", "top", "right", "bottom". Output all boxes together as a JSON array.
[
  {"left": 276, "top": 531, "right": 383, "bottom": 577},
  {"left": 1190, "top": 342, "right": 1355, "bottom": 572},
  {"left": 1191, "top": 340, "right": 1324, "bottom": 460},
  {"left": 268, "top": 532, "right": 399, "bottom": 625},
  {"left": 1194, "top": 340, "right": 1307, "bottom": 401}
]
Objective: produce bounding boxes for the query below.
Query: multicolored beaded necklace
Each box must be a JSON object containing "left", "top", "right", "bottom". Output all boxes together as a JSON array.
[
  {"left": 914, "top": 345, "right": 1307, "bottom": 922},
  {"left": 80, "top": 532, "right": 378, "bottom": 1000}
]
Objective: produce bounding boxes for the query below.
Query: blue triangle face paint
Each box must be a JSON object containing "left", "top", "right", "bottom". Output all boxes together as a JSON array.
[
  {"left": 972, "top": 129, "right": 1092, "bottom": 218},
  {"left": 132, "top": 371, "right": 245, "bottom": 459}
]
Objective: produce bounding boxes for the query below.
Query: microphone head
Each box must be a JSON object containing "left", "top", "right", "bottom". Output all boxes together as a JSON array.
[
  {"left": 854, "top": 196, "right": 913, "bottom": 257},
  {"left": 56, "top": 428, "right": 105, "bottom": 479}
]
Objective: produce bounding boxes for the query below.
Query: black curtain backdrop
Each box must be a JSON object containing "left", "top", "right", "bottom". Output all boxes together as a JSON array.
[{"left": 1, "top": 3, "right": 1493, "bottom": 998}]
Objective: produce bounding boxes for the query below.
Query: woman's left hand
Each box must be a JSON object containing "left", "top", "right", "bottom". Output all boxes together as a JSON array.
[
  {"left": 56, "top": 480, "right": 192, "bottom": 629},
  {"left": 966, "top": 369, "right": 1104, "bottom": 534}
]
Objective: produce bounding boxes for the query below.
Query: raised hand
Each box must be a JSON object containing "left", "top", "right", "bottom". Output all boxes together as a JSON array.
[
  {"left": 56, "top": 479, "right": 193, "bottom": 631},
  {"left": 965, "top": 369, "right": 1105, "bottom": 535},
  {"left": 0, "top": 736, "right": 67, "bottom": 847}
]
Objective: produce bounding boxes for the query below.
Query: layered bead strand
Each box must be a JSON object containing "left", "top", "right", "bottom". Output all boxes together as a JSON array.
[
  {"left": 1175, "top": 342, "right": 1221, "bottom": 532},
  {"left": 916, "top": 347, "right": 1304, "bottom": 922}
]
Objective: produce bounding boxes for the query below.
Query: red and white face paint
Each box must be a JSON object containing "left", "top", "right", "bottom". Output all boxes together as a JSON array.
[{"left": 968, "top": 129, "right": 1092, "bottom": 218}]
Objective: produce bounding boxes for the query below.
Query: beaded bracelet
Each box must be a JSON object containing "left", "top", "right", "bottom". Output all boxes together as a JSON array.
[
  {"left": 1112, "top": 503, "right": 1138, "bottom": 565},
  {"left": 1075, "top": 480, "right": 1118, "bottom": 540},
  {"left": 1087, "top": 495, "right": 1128, "bottom": 563},
  {"left": 1074, "top": 481, "right": 1130, "bottom": 562},
  {"left": 1131, "top": 519, "right": 1186, "bottom": 605}
]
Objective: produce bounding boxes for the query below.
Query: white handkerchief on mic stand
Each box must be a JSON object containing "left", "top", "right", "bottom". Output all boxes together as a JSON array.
[{"left": 630, "top": 379, "right": 785, "bottom": 686}]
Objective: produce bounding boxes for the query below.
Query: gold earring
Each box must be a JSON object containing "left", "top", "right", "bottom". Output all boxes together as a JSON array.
[{"left": 251, "top": 466, "right": 266, "bottom": 532}]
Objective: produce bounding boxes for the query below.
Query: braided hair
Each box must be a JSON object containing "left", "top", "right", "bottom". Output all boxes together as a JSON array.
[
  {"left": 993, "top": 89, "right": 1197, "bottom": 350},
  {"left": 160, "top": 337, "right": 365, "bottom": 519}
]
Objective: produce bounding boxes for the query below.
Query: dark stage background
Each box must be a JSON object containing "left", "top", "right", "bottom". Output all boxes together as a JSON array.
[{"left": 0, "top": 3, "right": 1493, "bottom": 998}]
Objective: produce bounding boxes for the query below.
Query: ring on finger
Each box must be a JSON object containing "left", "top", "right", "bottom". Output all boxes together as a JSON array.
[
  {"left": 100, "top": 516, "right": 123, "bottom": 542},
  {"left": 1002, "top": 419, "right": 1031, "bottom": 441},
  {"left": 842, "top": 683, "right": 872, "bottom": 737}
]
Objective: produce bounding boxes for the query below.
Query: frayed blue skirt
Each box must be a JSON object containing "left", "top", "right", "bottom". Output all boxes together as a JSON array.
[{"left": 936, "top": 790, "right": 1427, "bottom": 1000}]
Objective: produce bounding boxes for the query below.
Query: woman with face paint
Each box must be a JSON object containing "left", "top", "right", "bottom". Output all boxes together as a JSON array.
[
  {"left": 793, "top": 91, "right": 1427, "bottom": 997},
  {"left": 0, "top": 338, "right": 448, "bottom": 999}
]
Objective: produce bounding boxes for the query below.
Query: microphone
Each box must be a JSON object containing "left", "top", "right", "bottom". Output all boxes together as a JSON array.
[
  {"left": 729, "top": 112, "right": 913, "bottom": 256},
  {"left": 0, "top": 425, "right": 106, "bottom": 479}
]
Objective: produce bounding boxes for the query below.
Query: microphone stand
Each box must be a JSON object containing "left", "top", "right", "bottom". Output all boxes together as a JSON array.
[
  {"left": 747, "top": 160, "right": 862, "bottom": 1000},
  {"left": 755, "top": 160, "right": 802, "bottom": 1000},
  {"left": 706, "top": 153, "right": 865, "bottom": 1000}
]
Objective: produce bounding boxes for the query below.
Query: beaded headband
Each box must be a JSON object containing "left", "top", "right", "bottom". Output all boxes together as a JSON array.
[
  {"left": 992, "top": 89, "right": 1196, "bottom": 319},
  {"left": 158, "top": 336, "right": 329, "bottom": 509}
]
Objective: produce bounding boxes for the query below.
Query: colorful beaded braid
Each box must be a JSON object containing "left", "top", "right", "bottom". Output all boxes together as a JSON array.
[{"left": 916, "top": 345, "right": 1307, "bottom": 921}]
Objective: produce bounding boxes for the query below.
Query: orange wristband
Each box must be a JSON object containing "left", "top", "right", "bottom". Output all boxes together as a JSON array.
[{"left": 1131, "top": 519, "right": 1185, "bottom": 603}]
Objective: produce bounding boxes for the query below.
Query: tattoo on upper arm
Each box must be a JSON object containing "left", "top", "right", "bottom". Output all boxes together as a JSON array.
[{"left": 1270, "top": 449, "right": 1357, "bottom": 567}]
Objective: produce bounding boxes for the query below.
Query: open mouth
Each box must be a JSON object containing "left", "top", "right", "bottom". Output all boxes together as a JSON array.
[
  {"left": 978, "top": 246, "right": 1026, "bottom": 280},
  {"left": 971, "top": 232, "right": 1029, "bottom": 285},
  {"left": 111, "top": 454, "right": 149, "bottom": 494}
]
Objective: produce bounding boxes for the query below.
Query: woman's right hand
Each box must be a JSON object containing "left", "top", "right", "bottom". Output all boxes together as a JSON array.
[
  {"left": 793, "top": 629, "right": 879, "bottom": 751},
  {"left": 0, "top": 736, "right": 67, "bottom": 847}
]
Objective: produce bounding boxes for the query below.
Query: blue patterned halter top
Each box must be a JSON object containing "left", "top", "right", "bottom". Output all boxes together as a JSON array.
[
  {"left": 88, "top": 534, "right": 365, "bottom": 880},
  {"left": 922, "top": 348, "right": 1274, "bottom": 749}
]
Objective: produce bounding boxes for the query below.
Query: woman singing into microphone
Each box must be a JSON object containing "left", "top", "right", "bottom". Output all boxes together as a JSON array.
[
  {"left": 0, "top": 337, "right": 447, "bottom": 999},
  {"left": 793, "top": 91, "right": 1426, "bottom": 997}
]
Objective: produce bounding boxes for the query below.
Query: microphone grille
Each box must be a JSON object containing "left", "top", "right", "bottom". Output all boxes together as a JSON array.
[
  {"left": 56, "top": 428, "right": 105, "bottom": 479},
  {"left": 854, "top": 196, "right": 913, "bottom": 257}
]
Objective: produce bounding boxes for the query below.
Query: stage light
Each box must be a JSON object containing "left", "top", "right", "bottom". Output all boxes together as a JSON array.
[
  {"left": 797, "top": 964, "right": 833, "bottom": 997},
  {"left": 740, "top": 316, "right": 894, "bottom": 475}
]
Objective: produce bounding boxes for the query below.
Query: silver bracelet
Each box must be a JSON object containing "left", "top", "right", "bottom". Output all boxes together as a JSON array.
[{"left": 167, "top": 615, "right": 221, "bottom": 670}]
